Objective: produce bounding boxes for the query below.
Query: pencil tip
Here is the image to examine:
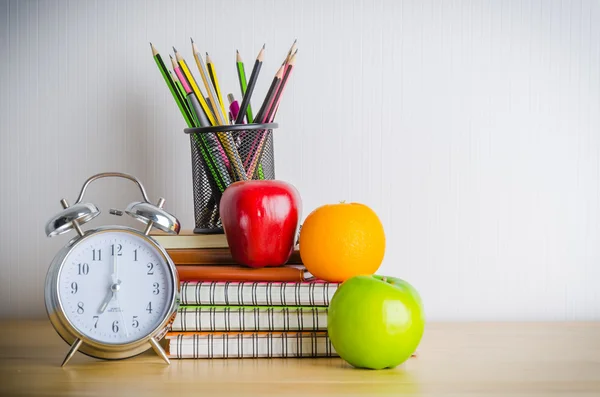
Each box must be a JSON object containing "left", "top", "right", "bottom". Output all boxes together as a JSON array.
[
  {"left": 236, "top": 49, "right": 239, "bottom": 54},
  {"left": 206, "top": 52, "right": 209, "bottom": 56},
  {"left": 262, "top": 43, "right": 266, "bottom": 49},
  {"left": 172, "top": 46, "right": 177, "bottom": 53},
  {"left": 169, "top": 54, "right": 173, "bottom": 59},
  {"left": 149, "top": 42, "right": 152, "bottom": 47},
  {"left": 293, "top": 38, "right": 297, "bottom": 43},
  {"left": 190, "top": 37, "right": 194, "bottom": 43}
]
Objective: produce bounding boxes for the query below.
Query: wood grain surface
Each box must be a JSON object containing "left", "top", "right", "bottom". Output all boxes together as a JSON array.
[{"left": 1, "top": 321, "right": 599, "bottom": 396}]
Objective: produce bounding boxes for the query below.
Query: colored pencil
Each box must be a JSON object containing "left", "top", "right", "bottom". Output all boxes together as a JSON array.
[
  {"left": 244, "top": 64, "right": 284, "bottom": 170},
  {"left": 151, "top": 43, "right": 228, "bottom": 198},
  {"left": 191, "top": 39, "right": 228, "bottom": 126},
  {"left": 150, "top": 43, "right": 195, "bottom": 128},
  {"left": 172, "top": 60, "right": 232, "bottom": 191},
  {"left": 255, "top": 64, "right": 284, "bottom": 123},
  {"left": 177, "top": 45, "right": 247, "bottom": 181},
  {"left": 173, "top": 47, "right": 217, "bottom": 126},
  {"left": 168, "top": 58, "right": 192, "bottom": 119},
  {"left": 235, "top": 45, "right": 265, "bottom": 125},
  {"left": 268, "top": 49, "right": 297, "bottom": 122},
  {"left": 236, "top": 50, "right": 253, "bottom": 123},
  {"left": 171, "top": 54, "right": 210, "bottom": 127},
  {"left": 247, "top": 50, "right": 297, "bottom": 177},
  {"left": 152, "top": 39, "right": 297, "bottom": 187},
  {"left": 283, "top": 39, "right": 297, "bottom": 65},
  {"left": 205, "top": 52, "right": 228, "bottom": 121}
]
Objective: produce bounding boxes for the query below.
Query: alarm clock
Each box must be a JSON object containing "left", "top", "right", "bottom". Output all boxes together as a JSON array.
[{"left": 44, "top": 172, "right": 181, "bottom": 367}]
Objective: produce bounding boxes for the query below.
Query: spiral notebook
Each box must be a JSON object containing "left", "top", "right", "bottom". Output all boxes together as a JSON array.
[
  {"left": 165, "top": 331, "right": 338, "bottom": 359},
  {"left": 171, "top": 306, "right": 328, "bottom": 332},
  {"left": 179, "top": 281, "right": 339, "bottom": 306}
]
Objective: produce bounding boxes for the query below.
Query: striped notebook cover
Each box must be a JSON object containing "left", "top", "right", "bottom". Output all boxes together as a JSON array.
[
  {"left": 165, "top": 331, "right": 338, "bottom": 359},
  {"left": 179, "top": 281, "right": 339, "bottom": 306},
  {"left": 172, "top": 306, "right": 328, "bottom": 332}
]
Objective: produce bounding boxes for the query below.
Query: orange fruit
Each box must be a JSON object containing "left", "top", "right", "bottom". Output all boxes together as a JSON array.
[{"left": 299, "top": 202, "right": 386, "bottom": 282}]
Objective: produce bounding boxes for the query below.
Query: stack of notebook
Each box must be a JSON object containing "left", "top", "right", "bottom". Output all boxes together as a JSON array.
[{"left": 152, "top": 231, "right": 340, "bottom": 359}]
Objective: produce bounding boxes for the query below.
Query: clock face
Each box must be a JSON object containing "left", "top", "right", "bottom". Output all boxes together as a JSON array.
[{"left": 57, "top": 230, "right": 174, "bottom": 345}]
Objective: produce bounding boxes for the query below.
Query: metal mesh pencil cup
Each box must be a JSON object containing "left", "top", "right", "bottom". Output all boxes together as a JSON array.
[{"left": 184, "top": 123, "right": 278, "bottom": 234}]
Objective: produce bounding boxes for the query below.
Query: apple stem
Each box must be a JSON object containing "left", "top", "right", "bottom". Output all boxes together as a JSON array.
[{"left": 382, "top": 276, "right": 387, "bottom": 282}]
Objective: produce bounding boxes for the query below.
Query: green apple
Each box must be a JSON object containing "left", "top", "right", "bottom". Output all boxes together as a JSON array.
[{"left": 327, "top": 275, "right": 425, "bottom": 369}]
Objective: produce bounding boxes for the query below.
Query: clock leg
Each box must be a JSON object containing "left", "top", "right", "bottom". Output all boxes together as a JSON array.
[
  {"left": 149, "top": 337, "right": 170, "bottom": 365},
  {"left": 61, "top": 338, "right": 82, "bottom": 367}
]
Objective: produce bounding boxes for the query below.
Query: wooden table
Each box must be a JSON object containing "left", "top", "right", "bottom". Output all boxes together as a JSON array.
[{"left": 1, "top": 321, "right": 599, "bottom": 396}]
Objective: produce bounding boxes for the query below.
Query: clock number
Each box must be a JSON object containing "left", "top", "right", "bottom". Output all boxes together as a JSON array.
[
  {"left": 92, "top": 249, "right": 102, "bottom": 261},
  {"left": 77, "top": 263, "right": 89, "bottom": 275},
  {"left": 146, "top": 302, "right": 152, "bottom": 314},
  {"left": 77, "top": 302, "right": 84, "bottom": 314},
  {"left": 111, "top": 244, "right": 122, "bottom": 256},
  {"left": 93, "top": 316, "right": 99, "bottom": 328},
  {"left": 70, "top": 282, "right": 78, "bottom": 294},
  {"left": 133, "top": 249, "right": 138, "bottom": 261},
  {"left": 132, "top": 316, "right": 139, "bottom": 328},
  {"left": 152, "top": 282, "right": 160, "bottom": 295},
  {"left": 112, "top": 320, "right": 119, "bottom": 333},
  {"left": 147, "top": 263, "right": 154, "bottom": 275}
]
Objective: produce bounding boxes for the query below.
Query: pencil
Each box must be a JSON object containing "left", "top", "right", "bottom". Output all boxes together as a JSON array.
[
  {"left": 205, "top": 52, "right": 228, "bottom": 121},
  {"left": 186, "top": 44, "right": 248, "bottom": 180},
  {"left": 267, "top": 49, "right": 297, "bottom": 122},
  {"left": 255, "top": 64, "right": 284, "bottom": 123},
  {"left": 283, "top": 39, "right": 297, "bottom": 65},
  {"left": 244, "top": 64, "right": 284, "bottom": 170},
  {"left": 172, "top": 61, "right": 231, "bottom": 171},
  {"left": 168, "top": 58, "right": 192, "bottom": 118},
  {"left": 151, "top": 43, "right": 227, "bottom": 196},
  {"left": 173, "top": 47, "right": 217, "bottom": 126},
  {"left": 150, "top": 43, "right": 194, "bottom": 127},
  {"left": 171, "top": 54, "right": 210, "bottom": 127},
  {"left": 235, "top": 44, "right": 265, "bottom": 125},
  {"left": 247, "top": 50, "right": 297, "bottom": 177},
  {"left": 191, "top": 39, "right": 228, "bottom": 126},
  {"left": 235, "top": 50, "right": 253, "bottom": 123},
  {"left": 173, "top": 63, "right": 232, "bottom": 190}
]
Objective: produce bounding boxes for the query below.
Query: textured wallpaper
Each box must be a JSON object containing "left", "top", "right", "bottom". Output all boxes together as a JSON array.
[{"left": 1, "top": 0, "right": 599, "bottom": 320}]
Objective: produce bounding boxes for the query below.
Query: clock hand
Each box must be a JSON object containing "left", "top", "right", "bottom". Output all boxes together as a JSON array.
[
  {"left": 98, "top": 290, "right": 114, "bottom": 314},
  {"left": 114, "top": 295, "right": 130, "bottom": 337},
  {"left": 111, "top": 248, "right": 118, "bottom": 284},
  {"left": 97, "top": 280, "right": 121, "bottom": 314}
]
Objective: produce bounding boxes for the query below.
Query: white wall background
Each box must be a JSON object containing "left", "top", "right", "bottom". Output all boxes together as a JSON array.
[{"left": 0, "top": 0, "right": 599, "bottom": 320}]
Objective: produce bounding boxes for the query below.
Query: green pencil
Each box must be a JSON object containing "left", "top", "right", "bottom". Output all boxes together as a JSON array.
[
  {"left": 151, "top": 43, "right": 194, "bottom": 127},
  {"left": 150, "top": 42, "right": 227, "bottom": 195},
  {"left": 236, "top": 50, "right": 253, "bottom": 123}
]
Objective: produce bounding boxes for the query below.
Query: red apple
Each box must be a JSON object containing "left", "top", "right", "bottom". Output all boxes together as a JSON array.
[{"left": 219, "top": 180, "right": 302, "bottom": 268}]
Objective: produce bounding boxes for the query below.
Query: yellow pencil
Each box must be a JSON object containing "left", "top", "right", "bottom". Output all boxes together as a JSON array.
[
  {"left": 176, "top": 47, "right": 247, "bottom": 180},
  {"left": 205, "top": 52, "right": 228, "bottom": 121},
  {"left": 191, "top": 38, "right": 228, "bottom": 126},
  {"left": 173, "top": 47, "right": 217, "bottom": 126}
]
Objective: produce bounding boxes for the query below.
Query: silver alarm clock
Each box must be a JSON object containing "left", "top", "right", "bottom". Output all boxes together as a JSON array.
[{"left": 44, "top": 172, "right": 180, "bottom": 366}]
